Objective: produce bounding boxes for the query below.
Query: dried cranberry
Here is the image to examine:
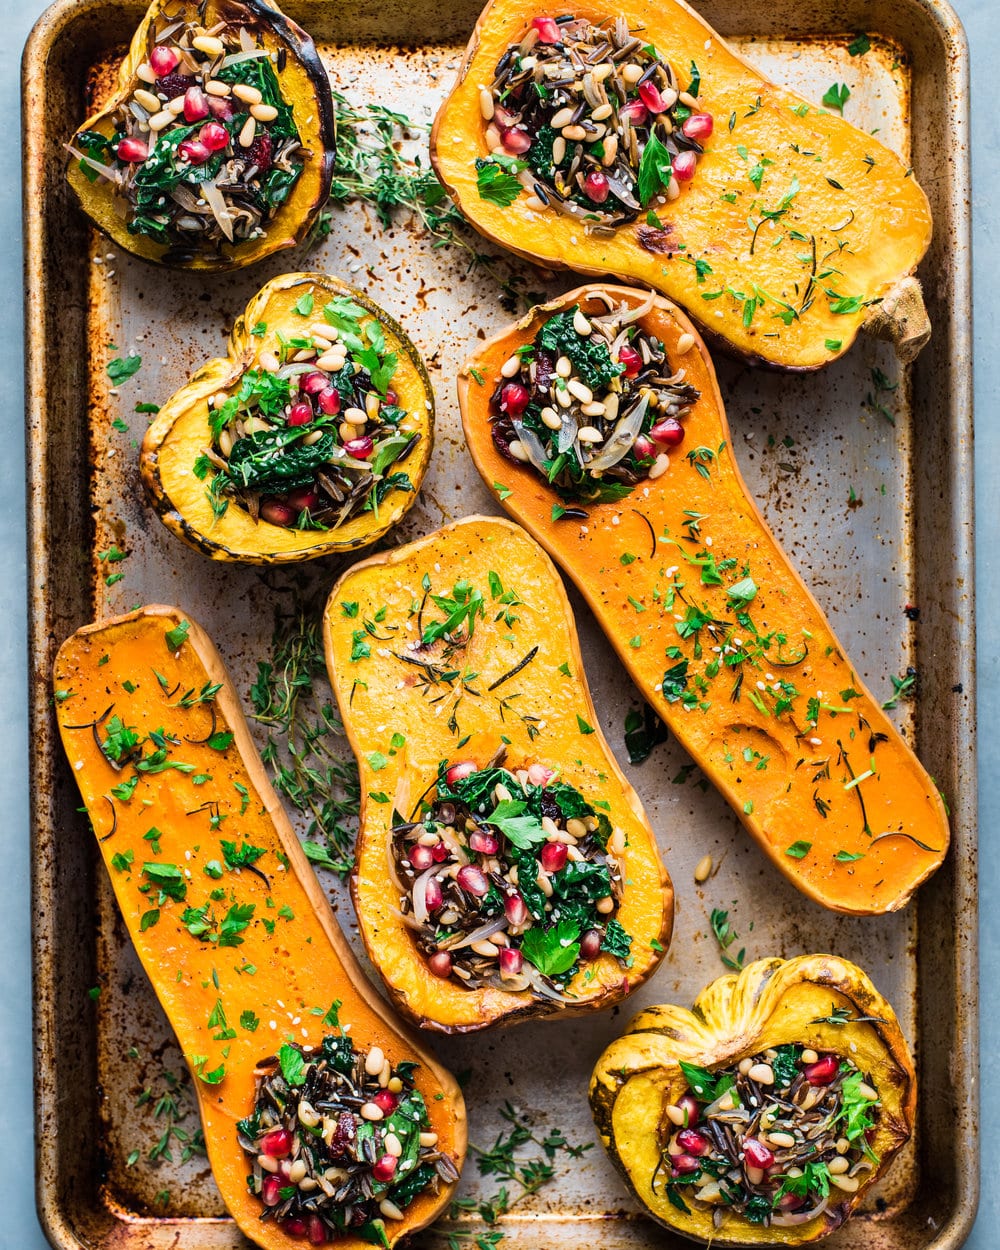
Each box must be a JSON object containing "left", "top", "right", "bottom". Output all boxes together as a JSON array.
[
  {"left": 155, "top": 71, "right": 194, "bottom": 100},
  {"left": 328, "top": 1111, "right": 356, "bottom": 1157},
  {"left": 246, "top": 131, "right": 272, "bottom": 172}
]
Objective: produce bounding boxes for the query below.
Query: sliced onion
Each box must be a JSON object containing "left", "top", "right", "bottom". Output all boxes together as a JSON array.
[
  {"left": 439, "top": 916, "right": 508, "bottom": 951},
  {"left": 848, "top": 1159, "right": 874, "bottom": 1178},
  {"left": 586, "top": 395, "right": 649, "bottom": 471},
  {"left": 65, "top": 145, "right": 120, "bottom": 184},
  {"left": 200, "top": 178, "right": 235, "bottom": 242},
  {"left": 389, "top": 906, "right": 427, "bottom": 933},
  {"left": 771, "top": 1196, "right": 830, "bottom": 1227},
  {"left": 436, "top": 825, "right": 470, "bottom": 865},
  {"left": 276, "top": 362, "right": 317, "bottom": 380},
  {"left": 618, "top": 289, "right": 658, "bottom": 325},
  {"left": 512, "top": 420, "right": 551, "bottom": 475},
  {"left": 485, "top": 971, "right": 531, "bottom": 993},
  {"left": 524, "top": 963, "right": 578, "bottom": 1004},
  {"left": 411, "top": 867, "right": 440, "bottom": 925},
  {"left": 220, "top": 49, "right": 272, "bottom": 67},
  {"left": 385, "top": 836, "right": 405, "bottom": 894},
  {"left": 555, "top": 411, "right": 578, "bottom": 455}
]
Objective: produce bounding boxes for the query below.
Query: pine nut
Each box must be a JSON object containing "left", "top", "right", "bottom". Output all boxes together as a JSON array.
[
  {"left": 148, "top": 110, "right": 174, "bottom": 131},
  {"left": 317, "top": 350, "right": 346, "bottom": 371},
  {"left": 192, "top": 34, "right": 225, "bottom": 56},
  {"left": 596, "top": 895, "right": 615, "bottom": 914},
  {"left": 580, "top": 401, "right": 606, "bottom": 417},
  {"left": 573, "top": 308, "right": 592, "bottom": 335},
  {"left": 858, "top": 1082, "right": 879, "bottom": 1101},
  {"left": 218, "top": 428, "right": 234, "bottom": 457},
  {"left": 419, "top": 1132, "right": 439, "bottom": 1148},
  {"left": 591, "top": 102, "right": 613, "bottom": 121},
  {"left": 667, "top": 176, "right": 681, "bottom": 202},
  {"left": 298, "top": 1100, "right": 320, "bottom": 1127},
  {"left": 238, "top": 116, "right": 256, "bottom": 147},
  {"left": 666, "top": 1134, "right": 683, "bottom": 1157},
  {"left": 232, "top": 83, "right": 263, "bottom": 105},
  {"left": 556, "top": 386, "right": 573, "bottom": 408},
  {"left": 665, "top": 1104, "right": 686, "bottom": 1126},
  {"left": 292, "top": 349, "right": 315, "bottom": 362},
  {"left": 344, "top": 407, "right": 367, "bottom": 425},
  {"left": 601, "top": 134, "right": 619, "bottom": 167},
  {"left": 365, "top": 1046, "right": 385, "bottom": 1076},
  {"left": 167, "top": 96, "right": 187, "bottom": 115},
  {"left": 540, "top": 406, "right": 561, "bottom": 430},
  {"left": 551, "top": 107, "right": 575, "bottom": 129},
  {"left": 567, "top": 379, "right": 593, "bottom": 403},
  {"left": 830, "top": 1174, "right": 860, "bottom": 1193},
  {"left": 205, "top": 79, "right": 231, "bottom": 96},
  {"left": 541, "top": 816, "right": 560, "bottom": 838},
  {"left": 365, "top": 392, "right": 381, "bottom": 419},
  {"left": 801, "top": 1048, "right": 819, "bottom": 1064},
  {"left": 738, "top": 1058, "right": 754, "bottom": 1075},
  {"left": 379, "top": 1200, "right": 404, "bottom": 1221},
  {"left": 479, "top": 88, "right": 495, "bottom": 120},
  {"left": 310, "top": 322, "right": 337, "bottom": 341},
  {"left": 679, "top": 90, "right": 700, "bottom": 109},
  {"left": 828, "top": 1155, "right": 850, "bottom": 1174},
  {"left": 536, "top": 867, "right": 553, "bottom": 897},
  {"left": 251, "top": 103, "right": 279, "bottom": 123},
  {"left": 485, "top": 124, "right": 502, "bottom": 152},
  {"left": 384, "top": 1132, "right": 403, "bottom": 1157},
  {"left": 508, "top": 439, "right": 529, "bottom": 462},
  {"left": 768, "top": 1131, "right": 796, "bottom": 1148},
  {"left": 603, "top": 392, "right": 620, "bottom": 420},
  {"left": 578, "top": 426, "right": 603, "bottom": 444},
  {"left": 258, "top": 350, "right": 280, "bottom": 373},
  {"left": 748, "top": 1063, "right": 775, "bottom": 1084},
  {"left": 258, "top": 1153, "right": 279, "bottom": 1172},
  {"left": 746, "top": 1166, "right": 764, "bottom": 1185},
  {"left": 288, "top": 1159, "right": 308, "bottom": 1184},
  {"left": 525, "top": 195, "right": 546, "bottom": 211},
  {"left": 360, "top": 1102, "right": 384, "bottom": 1121},
  {"left": 501, "top": 354, "right": 522, "bottom": 378},
  {"left": 609, "top": 827, "right": 626, "bottom": 856},
  {"left": 136, "top": 62, "right": 156, "bottom": 84},
  {"left": 298, "top": 1177, "right": 318, "bottom": 1192},
  {"left": 694, "top": 854, "right": 713, "bottom": 882},
  {"left": 555, "top": 355, "right": 572, "bottom": 377},
  {"left": 562, "top": 124, "right": 587, "bottom": 141},
  {"left": 717, "top": 1091, "right": 735, "bottom": 1111},
  {"left": 676, "top": 332, "right": 696, "bottom": 355},
  {"left": 471, "top": 939, "right": 499, "bottom": 956},
  {"left": 552, "top": 135, "right": 566, "bottom": 164},
  {"left": 301, "top": 430, "right": 324, "bottom": 446},
  {"left": 566, "top": 818, "right": 587, "bottom": 838},
  {"left": 338, "top": 422, "right": 354, "bottom": 442},
  {"left": 388, "top": 1077, "right": 404, "bottom": 1094},
  {"left": 134, "top": 88, "right": 161, "bottom": 112},
  {"left": 379, "top": 1060, "right": 392, "bottom": 1087},
  {"left": 648, "top": 452, "right": 669, "bottom": 479}
]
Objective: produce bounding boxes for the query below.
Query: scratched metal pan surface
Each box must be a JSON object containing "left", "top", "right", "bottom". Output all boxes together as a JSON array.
[{"left": 23, "top": 0, "right": 975, "bottom": 1246}]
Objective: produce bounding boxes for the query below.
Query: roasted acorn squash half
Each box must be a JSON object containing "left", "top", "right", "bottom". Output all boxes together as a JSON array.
[
  {"left": 590, "top": 955, "right": 915, "bottom": 1245},
  {"left": 67, "top": 0, "right": 335, "bottom": 269},
  {"left": 54, "top": 606, "right": 466, "bottom": 1250},
  {"left": 459, "top": 284, "right": 949, "bottom": 914},
  {"left": 322, "top": 515, "right": 674, "bottom": 1033},
  {"left": 140, "top": 272, "right": 434, "bottom": 562},
  {"left": 431, "top": 0, "right": 932, "bottom": 369}
]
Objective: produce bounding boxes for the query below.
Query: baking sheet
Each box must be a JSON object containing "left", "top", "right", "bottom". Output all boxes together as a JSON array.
[{"left": 23, "top": 0, "right": 976, "bottom": 1246}]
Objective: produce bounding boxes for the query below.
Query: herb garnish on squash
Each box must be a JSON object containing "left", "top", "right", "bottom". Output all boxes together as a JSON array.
[
  {"left": 53, "top": 606, "right": 465, "bottom": 1249},
  {"left": 323, "top": 516, "right": 673, "bottom": 1032},
  {"left": 460, "top": 286, "right": 949, "bottom": 914}
]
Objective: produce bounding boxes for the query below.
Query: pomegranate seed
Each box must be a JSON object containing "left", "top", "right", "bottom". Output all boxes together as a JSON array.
[
  {"left": 343, "top": 436, "right": 374, "bottom": 459},
  {"left": 183, "top": 85, "right": 209, "bottom": 122},
  {"left": 260, "top": 500, "right": 297, "bottom": 527},
  {"left": 540, "top": 841, "right": 568, "bottom": 873},
  {"left": 149, "top": 45, "right": 180, "bottom": 76},
  {"left": 428, "top": 951, "right": 453, "bottom": 978},
  {"left": 500, "top": 383, "right": 530, "bottom": 416},
  {"left": 743, "top": 1138, "right": 775, "bottom": 1169},
  {"left": 409, "top": 845, "right": 434, "bottom": 871},
  {"left": 526, "top": 763, "right": 554, "bottom": 786},
  {"left": 372, "top": 1154, "right": 397, "bottom": 1182},
  {"left": 672, "top": 1153, "right": 701, "bottom": 1176},
  {"left": 316, "top": 386, "right": 341, "bottom": 416},
  {"left": 423, "top": 877, "right": 443, "bottom": 912},
  {"left": 430, "top": 841, "right": 450, "bottom": 863},
  {"left": 156, "top": 71, "right": 194, "bottom": 100},
  {"left": 207, "top": 96, "right": 234, "bottom": 121},
  {"left": 247, "top": 131, "right": 273, "bottom": 173},
  {"left": 504, "top": 892, "right": 528, "bottom": 926},
  {"left": 620, "top": 100, "right": 648, "bottom": 125},
  {"left": 638, "top": 81, "right": 668, "bottom": 114},
  {"left": 633, "top": 434, "right": 656, "bottom": 460},
  {"left": 804, "top": 1055, "right": 839, "bottom": 1086},
  {"left": 651, "top": 418, "right": 685, "bottom": 447},
  {"left": 617, "top": 344, "right": 642, "bottom": 375},
  {"left": 199, "top": 121, "right": 229, "bottom": 152},
  {"left": 500, "top": 126, "right": 532, "bottom": 155},
  {"left": 778, "top": 1192, "right": 805, "bottom": 1211},
  {"left": 287, "top": 486, "right": 320, "bottom": 513},
  {"left": 288, "top": 402, "right": 313, "bottom": 427},
  {"left": 682, "top": 112, "right": 714, "bottom": 143},
  {"left": 373, "top": 1089, "right": 399, "bottom": 1115},
  {"left": 261, "top": 1128, "right": 293, "bottom": 1157},
  {"left": 445, "top": 760, "right": 477, "bottom": 785},
  {"left": 531, "top": 15, "right": 561, "bottom": 42},
  {"left": 673, "top": 150, "right": 698, "bottom": 182},
  {"left": 178, "top": 139, "right": 211, "bottom": 166},
  {"left": 261, "top": 1174, "right": 283, "bottom": 1206},
  {"left": 116, "top": 137, "right": 148, "bottom": 163},
  {"left": 385, "top": 389, "right": 398, "bottom": 404},
  {"left": 301, "top": 370, "right": 329, "bottom": 395},
  {"left": 282, "top": 1217, "right": 308, "bottom": 1238},
  {"left": 307, "top": 1214, "right": 328, "bottom": 1245},
  {"left": 583, "top": 170, "right": 609, "bottom": 203},
  {"left": 579, "top": 928, "right": 602, "bottom": 961},
  {"left": 456, "top": 865, "right": 489, "bottom": 897},
  {"left": 499, "top": 947, "right": 524, "bottom": 979},
  {"left": 677, "top": 1128, "right": 710, "bottom": 1156},
  {"left": 469, "top": 829, "right": 500, "bottom": 855},
  {"left": 676, "top": 1093, "right": 700, "bottom": 1126}
]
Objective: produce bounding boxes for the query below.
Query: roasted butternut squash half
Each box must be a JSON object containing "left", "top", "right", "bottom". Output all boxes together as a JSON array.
[
  {"left": 54, "top": 606, "right": 465, "bottom": 1249},
  {"left": 140, "top": 272, "right": 434, "bottom": 562},
  {"left": 459, "top": 285, "right": 949, "bottom": 913},
  {"left": 67, "top": 0, "right": 335, "bottom": 269},
  {"left": 590, "top": 955, "right": 916, "bottom": 1244},
  {"left": 322, "top": 515, "right": 674, "bottom": 1032},
  {"left": 431, "top": 0, "right": 932, "bottom": 369}
]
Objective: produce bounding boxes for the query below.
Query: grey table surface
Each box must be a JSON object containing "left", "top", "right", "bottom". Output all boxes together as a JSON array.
[{"left": 2, "top": 1, "right": 994, "bottom": 1248}]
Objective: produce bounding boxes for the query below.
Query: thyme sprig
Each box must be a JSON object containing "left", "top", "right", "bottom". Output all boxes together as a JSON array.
[
  {"left": 321, "top": 93, "right": 535, "bottom": 311},
  {"left": 249, "top": 609, "right": 360, "bottom": 875},
  {"left": 441, "top": 1103, "right": 593, "bottom": 1248}
]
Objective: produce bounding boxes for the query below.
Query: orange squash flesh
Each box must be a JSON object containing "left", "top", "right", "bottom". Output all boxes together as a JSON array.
[
  {"left": 322, "top": 516, "right": 674, "bottom": 1032},
  {"left": 53, "top": 606, "right": 465, "bottom": 1250},
  {"left": 431, "top": 0, "right": 932, "bottom": 369},
  {"left": 459, "top": 286, "right": 948, "bottom": 914}
]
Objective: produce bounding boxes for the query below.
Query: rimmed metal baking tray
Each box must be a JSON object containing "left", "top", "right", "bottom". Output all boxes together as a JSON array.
[{"left": 23, "top": 0, "right": 976, "bottom": 1245}]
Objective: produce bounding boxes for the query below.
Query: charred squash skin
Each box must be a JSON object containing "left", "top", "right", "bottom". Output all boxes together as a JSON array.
[
  {"left": 322, "top": 516, "right": 674, "bottom": 1033},
  {"left": 431, "top": 0, "right": 932, "bottom": 369},
  {"left": 53, "top": 606, "right": 466, "bottom": 1250},
  {"left": 459, "top": 286, "right": 949, "bottom": 914},
  {"left": 140, "top": 272, "right": 434, "bottom": 562},
  {"left": 67, "top": 0, "right": 335, "bottom": 270},
  {"left": 590, "top": 955, "right": 916, "bottom": 1245}
]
